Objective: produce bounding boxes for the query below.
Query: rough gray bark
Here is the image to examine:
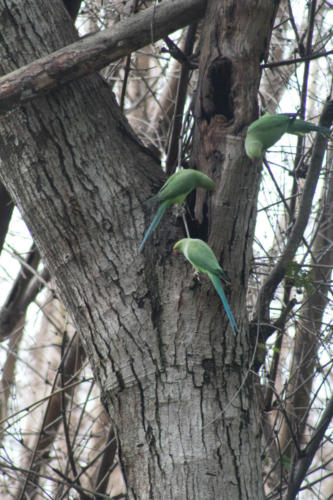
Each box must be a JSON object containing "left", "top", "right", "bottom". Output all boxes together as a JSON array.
[
  {"left": 0, "top": 0, "right": 278, "bottom": 498},
  {"left": 189, "top": 2, "right": 281, "bottom": 497}
]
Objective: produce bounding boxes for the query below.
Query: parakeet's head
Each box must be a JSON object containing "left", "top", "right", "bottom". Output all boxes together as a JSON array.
[
  {"left": 197, "top": 173, "right": 215, "bottom": 191},
  {"left": 245, "top": 140, "right": 263, "bottom": 161},
  {"left": 173, "top": 239, "right": 187, "bottom": 255}
]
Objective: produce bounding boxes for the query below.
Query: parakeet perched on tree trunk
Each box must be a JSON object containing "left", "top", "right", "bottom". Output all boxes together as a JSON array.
[
  {"left": 245, "top": 113, "right": 330, "bottom": 160},
  {"left": 173, "top": 238, "right": 238, "bottom": 335},
  {"left": 139, "top": 169, "right": 215, "bottom": 251}
]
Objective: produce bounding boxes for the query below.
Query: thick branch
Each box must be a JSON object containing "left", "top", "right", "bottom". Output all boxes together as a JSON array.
[
  {"left": 0, "top": 0, "right": 207, "bottom": 114},
  {"left": 0, "top": 185, "right": 13, "bottom": 254},
  {"left": 253, "top": 99, "right": 333, "bottom": 324}
]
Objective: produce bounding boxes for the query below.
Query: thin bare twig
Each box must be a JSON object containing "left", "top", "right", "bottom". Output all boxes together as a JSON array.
[
  {"left": 289, "top": 0, "right": 317, "bottom": 236},
  {"left": 0, "top": 244, "right": 46, "bottom": 340},
  {"left": 262, "top": 49, "right": 333, "bottom": 69},
  {"left": 287, "top": 0, "right": 300, "bottom": 47},
  {"left": 18, "top": 332, "right": 86, "bottom": 499},
  {"left": 94, "top": 426, "right": 117, "bottom": 497},
  {"left": 285, "top": 394, "right": 333, "bottom": 500},
  {"left": 165, "top": 23, "right": 197, "bottom": 175},
  {"left": 253, "top": 99, "right": 333, "bottom": 326},
  {"left": 120, "top": 0, "right": 140, "bottom": 111}
]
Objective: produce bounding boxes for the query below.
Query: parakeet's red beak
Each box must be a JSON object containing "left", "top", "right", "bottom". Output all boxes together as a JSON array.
[{"left": 173, "top": 250, "right": 179, "bottom": 255}]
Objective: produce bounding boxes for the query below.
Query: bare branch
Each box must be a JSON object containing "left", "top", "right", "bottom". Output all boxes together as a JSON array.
[
  {"left": 0, "top": 0, "right": 207, "bottom": 114},
  {"left": 0, "top": 244, "right": 41, "bottom": 340},
  {"left": 287, "top": 0, "right": 300, "bottom": 47},
  {"left": 0, "top": 185, "right": 13, "bottom": 254},
  {"left": 94, "top": 426, "right": 117, "bottom": 496},
  {"left": 0, "top": 317, "right": 24, "bottom": 433},
  {"left": 289, "top": 0, "right": 318, "bottom": 236},
  {"left": 162, "top": 35, "right": 198, "bottom": 68},
  {"left": 253, "top": 98, "right": 333, "bottom": 326},
  {"left": 279, "top": 143, "right": 333, "bottom": 459},
  {"left": 262, "top": 49, "right": 333, "bottom": 69},
  {"left": 120, "top": 0, "right": 140, "bottom": 112},
  {"left": 0, "top": 256, "right": 50, "bottom": 341},
  {"left": 18, "top": 331, "right": 86, "bottom": 499},
  {"left": 285, "top": 394, "right": 333, "bottom": 500},
  {"left": 165, "top": 23, "right": 198, "bottom": 175}
]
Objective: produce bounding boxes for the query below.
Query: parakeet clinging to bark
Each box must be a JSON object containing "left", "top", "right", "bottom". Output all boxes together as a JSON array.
[
  {"left": 245, "top": 113, "right": 330, "bottom": 160},
  {"left": 139, "top": 169, "right": 215, "bottom": 251},
  {"left": 173, "top": 238, "right": 238, "bottom": 335}
]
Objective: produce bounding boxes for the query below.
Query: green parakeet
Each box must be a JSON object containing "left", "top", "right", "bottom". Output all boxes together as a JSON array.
[
  {"left": 139, "top": 169, "right": 215, "bottom": 251},
  {"left": 245, "top": 113, "right": 330, "bottom": 160},
  {"left": 173, "top": 238, "right": 238, "bottom": 335}
]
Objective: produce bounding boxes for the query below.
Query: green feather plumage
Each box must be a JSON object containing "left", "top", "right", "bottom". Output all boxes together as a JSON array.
[
  {"left": 173, "top": 238, "right": 238, "bottom": 335},
  {"left": 139, "top": 169, "right": 215, "bottom": 251},
  {"left": 156, "top": 169, "right": 215, "bottom": 204},
  {"left": 245, "top": 113, "right": 330, "bottom": 160}
]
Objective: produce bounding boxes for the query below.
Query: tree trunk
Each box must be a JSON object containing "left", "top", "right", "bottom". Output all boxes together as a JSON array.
[{"left": 0, "top": 0, "right": 278, "bottom": 498}]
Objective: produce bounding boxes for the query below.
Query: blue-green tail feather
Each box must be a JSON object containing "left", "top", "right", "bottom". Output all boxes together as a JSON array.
[
  {"left": 139, "top": 203, "right": 167, "bottom": 252},
  {"left": 210, "top": 274, "right": 238, "bottom": 335},
  {"left": 288, "top": 120, "right": 330, "bottom": 137}
]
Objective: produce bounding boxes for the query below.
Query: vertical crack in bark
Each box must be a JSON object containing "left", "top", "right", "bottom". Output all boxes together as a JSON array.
[
  {"left": 83, "top": 297, "right": 108, "bottom": 378},
  {"left": 226, "top": 425, "right": 242, "bottom": 495}
]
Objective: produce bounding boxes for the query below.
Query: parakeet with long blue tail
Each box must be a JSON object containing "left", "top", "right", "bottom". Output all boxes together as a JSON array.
[
  {"left": 173, "top": 238, "right": 238, "bottom": 335},
  {"left": 245, "top": 113, "right": 330, "bottom": 160},
  {"left": 139, "top": 169, "right": 215, "bottom": 251}
]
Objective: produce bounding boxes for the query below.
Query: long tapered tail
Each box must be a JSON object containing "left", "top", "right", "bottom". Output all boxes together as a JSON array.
[
  {"left": 288, "top": 120, "right": 330, "bottom": 137},
  {"left": 139, "top": 202, "right": 167, "bottom": 252},
  {"left": 210, "top": 274, "right": 238, "bottom": 335}
]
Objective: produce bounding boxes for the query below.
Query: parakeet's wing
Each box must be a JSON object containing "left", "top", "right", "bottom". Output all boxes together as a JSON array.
[
  {"left": 177, "top": 239, "right": 238, "bottom": 334},
  {"left": 209, "top": 273, "right": 238, "bottom": 335},
  {"left": 157, "top": 170, "right": 196, "bottom": 203},
  {"left": 246, "top": 113, "right": 293, "bottom": 150},
  {"left": 158, "top": 169, "right": 214, "bottom": 203},
  {"left": 183, "top": 239, "right": 221, "bottom": 275},
  {"left": 139, "top": 201, "right": 168, "bottom": 252}
]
